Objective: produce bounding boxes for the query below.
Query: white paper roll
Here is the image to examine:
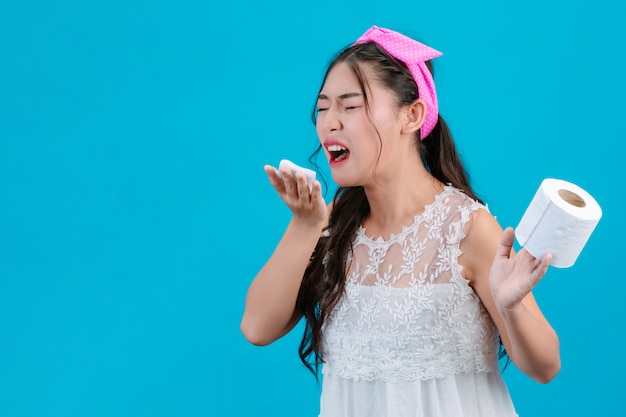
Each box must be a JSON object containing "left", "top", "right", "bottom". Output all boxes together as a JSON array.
[{"left": 515, "top": 178, "right": 602, "bottom": 268}]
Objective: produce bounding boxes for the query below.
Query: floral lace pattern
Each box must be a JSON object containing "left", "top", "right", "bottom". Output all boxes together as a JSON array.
[{"left": 322, "top": 186, "right": 500, "bottom": 382}]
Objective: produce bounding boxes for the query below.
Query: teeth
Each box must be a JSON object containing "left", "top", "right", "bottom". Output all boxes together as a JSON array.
[{"left": 327, "top": 144, "right": 346, "bottom": 151}]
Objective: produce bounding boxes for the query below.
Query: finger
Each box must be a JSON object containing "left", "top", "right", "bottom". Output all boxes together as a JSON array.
[
  {"left": 495, "top": 227, "right": 515, "bottom": 259},
  {"left": 263, "top": 164, "right": 276, "bottom": 176},
  {"left": 536, "top": 253, "right": 552, "bottom": 276},
  {"left": 311, "top": 180, "right": 323, "bottom": 203},
  {"left": 527, "top": 253, "right": 551, "bottom": 290},
  {"left": 264, "top": 165, "right": 286, "bottom": 194},
  {"left": 278, "top": 167, "right": 298, "bottom": 196},
  {"left": 516, "top": 250, "right": 551, "bottom": 290},
  {"left": 518, "top": 248, "right": 549, "bottom": 269},
  {"left": 295, "top": 172, "right": 311, "bottom": 202}
]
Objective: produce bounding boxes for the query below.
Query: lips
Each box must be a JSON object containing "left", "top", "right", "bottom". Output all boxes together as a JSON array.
[{"left": 324, "top": 140, "right": 350, "bottom": 164}]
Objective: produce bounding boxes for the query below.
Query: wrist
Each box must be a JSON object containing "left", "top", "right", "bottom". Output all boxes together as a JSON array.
[
  {"left": 289, "top": 216, "right": 326, "bottom": 234},
  {"left": 496, "top": 300, "right": 526, "bottom": 322}
]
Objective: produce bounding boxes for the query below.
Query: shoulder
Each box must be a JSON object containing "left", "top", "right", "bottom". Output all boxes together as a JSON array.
[
  {"left": 446, "top": 186, "right": 486, "bottom": 211},
  {"left": 459, "top": 203, "right": 503, "bottom": 284},
  {"left": 440, "top": 186, "right": 490, "bottom": 229}
]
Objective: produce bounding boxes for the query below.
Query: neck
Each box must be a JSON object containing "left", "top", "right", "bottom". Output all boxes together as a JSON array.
[{"left": 362, "top": 161, "right": 443, "bottom": 237}]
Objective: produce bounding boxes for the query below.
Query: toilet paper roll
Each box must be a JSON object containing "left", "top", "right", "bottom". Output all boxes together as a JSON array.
[{"left": 515, "top": 178, "right": 602, "bottom": 268}]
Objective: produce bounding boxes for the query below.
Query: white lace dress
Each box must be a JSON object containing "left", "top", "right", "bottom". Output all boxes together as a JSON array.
[{"left": 318, "top": 186, "right": 518, "bottom": 417}]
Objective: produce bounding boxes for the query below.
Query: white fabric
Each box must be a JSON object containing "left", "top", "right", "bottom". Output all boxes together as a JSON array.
[{"left": 319, "top": 186, "right": 518, "bottom": 417}]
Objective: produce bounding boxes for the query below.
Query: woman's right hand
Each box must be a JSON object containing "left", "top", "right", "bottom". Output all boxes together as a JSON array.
[{"left": 264, "top": 165, "right": 328, "bottom": 228}]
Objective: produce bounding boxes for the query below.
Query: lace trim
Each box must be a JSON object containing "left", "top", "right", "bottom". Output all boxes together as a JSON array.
[
  {"left": 323, "top": 348, "right": 499, "bottom": 382},
  {"left": 449, "top": 194, "right": 490, "bottom": 288},
  {"left": 356, "top": 185, "right": 452, "bottom": 246}
]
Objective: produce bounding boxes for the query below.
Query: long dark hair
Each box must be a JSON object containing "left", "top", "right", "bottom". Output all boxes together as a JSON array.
[{"left": 296, "top": 41, "right": 500, "bottom": 377}]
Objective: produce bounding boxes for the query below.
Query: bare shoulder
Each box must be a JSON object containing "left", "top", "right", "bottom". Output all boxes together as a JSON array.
[
  {"left": 466, "top": 206, "right": 502, "bottom": 240},
  {"left": 460, "top": 207, "right": 504, "bottom": 284}
]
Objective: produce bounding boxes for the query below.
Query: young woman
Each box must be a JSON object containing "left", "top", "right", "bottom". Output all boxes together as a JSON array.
[{"left": 241, "top": 26, "right": 560, "bottom": 417}]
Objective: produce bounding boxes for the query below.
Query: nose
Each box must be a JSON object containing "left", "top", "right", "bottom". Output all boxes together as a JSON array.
[{"left": 318, "top": 106, "right": 342, "bottom": 133}]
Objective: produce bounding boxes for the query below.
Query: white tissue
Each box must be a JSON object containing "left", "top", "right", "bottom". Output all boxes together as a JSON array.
[
  {"left": 278, "top": 159, "right": 316, "bottom": 190},
  {"left": 515, "top": 178, "right": 602, "bottom": 268}
]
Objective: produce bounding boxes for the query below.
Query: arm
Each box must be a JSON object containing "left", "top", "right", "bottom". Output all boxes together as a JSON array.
[
  {"left": 461, "top": 210, "right": 561, "bottom": 383},
  {"left": 240, "top": 165, "right": 329, "bottom": 346}
]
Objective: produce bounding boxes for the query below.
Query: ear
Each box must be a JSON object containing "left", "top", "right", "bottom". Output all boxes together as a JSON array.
[{"left": 401, "top": 99, "right": 426, "bottom": 135}]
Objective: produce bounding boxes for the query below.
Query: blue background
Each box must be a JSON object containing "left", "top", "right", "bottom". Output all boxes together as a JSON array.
[{"left": 1, "top": 0, "right": 624, "bottom": 416}]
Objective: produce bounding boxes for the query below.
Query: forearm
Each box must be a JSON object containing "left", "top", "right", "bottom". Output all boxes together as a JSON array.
[
  {"left": 499, "top": 301, "right": 561, "bottom": 383},
  {"left": 240, "top": 218, "right": 323, "bottom": 345}
]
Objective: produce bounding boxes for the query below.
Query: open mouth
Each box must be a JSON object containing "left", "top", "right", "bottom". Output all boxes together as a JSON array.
[{"left": 328, "top": 144, "right": 350, "bottom": 162}]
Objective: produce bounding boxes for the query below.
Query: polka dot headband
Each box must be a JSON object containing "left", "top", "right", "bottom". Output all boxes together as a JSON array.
[{"left": 354, "top": 26, "right": 442, "bottom": 140}]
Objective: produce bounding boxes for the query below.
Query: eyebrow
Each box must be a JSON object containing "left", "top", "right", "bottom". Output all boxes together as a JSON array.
[{"left": 317, "top": 92, "right": 362, "bottom": 101}]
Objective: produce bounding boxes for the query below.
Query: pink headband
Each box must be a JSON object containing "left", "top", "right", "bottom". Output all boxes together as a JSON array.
[{"left": 354, "top": 26, "right": 442, "bottom": 140}]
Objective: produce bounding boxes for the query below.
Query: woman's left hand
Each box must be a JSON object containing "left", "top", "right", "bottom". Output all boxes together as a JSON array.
[{"left": 489, "top": 227, "right": 552, "bottom": 312}]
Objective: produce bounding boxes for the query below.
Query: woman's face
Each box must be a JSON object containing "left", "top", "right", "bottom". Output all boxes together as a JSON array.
[{"left": 315, "top": 62, "right": 405, "bottom": 187}]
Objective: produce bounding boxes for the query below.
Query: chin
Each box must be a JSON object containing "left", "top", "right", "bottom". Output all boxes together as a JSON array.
[{"left": 331, "top": 175, "right": 361, "bottom": 188}]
